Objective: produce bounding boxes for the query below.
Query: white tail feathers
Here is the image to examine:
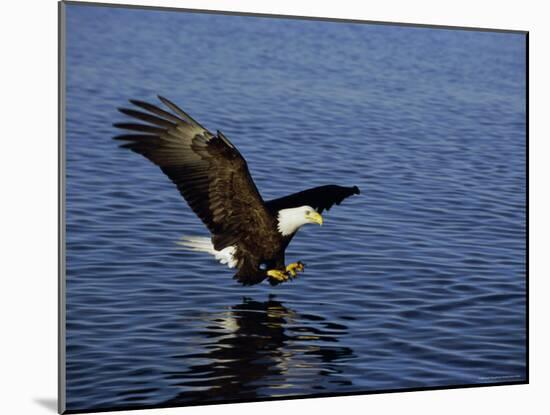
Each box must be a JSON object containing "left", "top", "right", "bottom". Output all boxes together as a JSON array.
[
  {"left": 177, "top": 236, "right": 238, "bottom": 269},
  {"left": 177, "top": 236, "right": 214, "bottom": 253}
]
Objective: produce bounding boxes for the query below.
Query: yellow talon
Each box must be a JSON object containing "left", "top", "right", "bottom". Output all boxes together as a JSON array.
[
  {"left": 267, "top": 269, "right": 289, "bottom": 282},
  {"left": 286, "top": 261, "right": 305, "bottom": 278},
  {"left": 267, "top": 262, "right": 305, "bottom": 284}
]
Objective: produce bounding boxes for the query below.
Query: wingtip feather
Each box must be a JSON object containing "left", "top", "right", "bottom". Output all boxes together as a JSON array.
[{"left": 129, "top": 98, "right": 146, "bottom": 107}]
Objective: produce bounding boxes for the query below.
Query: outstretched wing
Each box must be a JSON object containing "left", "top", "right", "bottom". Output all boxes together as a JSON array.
[
  {"left": 113, "top": 96, "right": 273, "bottom": 252},
  {"left": 265, "top": 185, "right": 360, "bottom": 214}
]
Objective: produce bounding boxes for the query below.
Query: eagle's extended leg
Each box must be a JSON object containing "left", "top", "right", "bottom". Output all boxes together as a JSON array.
[
  {"left": 267, "top": 269, "right": 290, "bottom": 284},
  {"left": 266, "top": 261, "right": 305, "bottom": 285},
  {"left": 286, "top": 261, "right": 305, "bottom": 278}
]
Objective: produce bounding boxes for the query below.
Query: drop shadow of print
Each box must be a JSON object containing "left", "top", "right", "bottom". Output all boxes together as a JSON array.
[
  {"left": 158, "top": 296, "right": 355, "bottom": 405},
  {"left": 34, "top": 398, "right": 57, "bottom": 412}
]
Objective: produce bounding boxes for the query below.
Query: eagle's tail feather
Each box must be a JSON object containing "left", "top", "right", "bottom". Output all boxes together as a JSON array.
[
  {"left": 177, "top": 236, "right": 238, "bottom": 269},
  {"left": 177, "top": 236, "right": 215, "bottom": 253}
]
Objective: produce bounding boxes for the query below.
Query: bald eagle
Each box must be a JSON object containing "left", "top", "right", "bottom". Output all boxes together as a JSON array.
[{"left": 114, "top": 96, "right": 360, "bottom": 285}]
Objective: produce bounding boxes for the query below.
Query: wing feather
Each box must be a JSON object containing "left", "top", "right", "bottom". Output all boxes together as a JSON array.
[
  {"left": 113, "top": 97, "right": 275, "bottom": 256},
  {"left": 129, "top": 99, "right": 183, "bottom": 124},
  {"left": 157, "top": 95, "right": 203, "bottom": 127},
  {"left": 117, "top": 108, "right": 176, "bottom": 128},
  {"left": 112, "top": 123, "right": 166, "bottom": 134},
  {"left": 265, "top": 185, "right": 360, "bottom": 214}
]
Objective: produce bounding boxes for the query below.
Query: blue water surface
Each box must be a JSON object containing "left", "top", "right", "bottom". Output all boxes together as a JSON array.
[{"left": 64, "top": 4, "right": 526, "bottom": 412}]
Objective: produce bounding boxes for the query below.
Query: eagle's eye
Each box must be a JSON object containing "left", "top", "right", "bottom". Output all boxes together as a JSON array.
[{"left": 306, "top": 210, "right": 311, "bottom": 215}]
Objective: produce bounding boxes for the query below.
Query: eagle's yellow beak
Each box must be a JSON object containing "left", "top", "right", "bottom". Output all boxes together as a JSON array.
[{"left": 306, "top": 210, "right": 323, "bottom": 226}]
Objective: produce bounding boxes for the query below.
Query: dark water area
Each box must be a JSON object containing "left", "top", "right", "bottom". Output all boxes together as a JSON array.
[{"left": 63, "top": 4, "right": 527, "bottom": 412}]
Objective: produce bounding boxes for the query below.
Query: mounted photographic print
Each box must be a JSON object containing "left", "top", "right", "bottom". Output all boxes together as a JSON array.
[{"left": 59, "top": 1, "right": 528, "bottom": 413}]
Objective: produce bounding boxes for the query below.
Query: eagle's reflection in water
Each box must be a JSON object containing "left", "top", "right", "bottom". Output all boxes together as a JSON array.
[{"left": 162, "top": 296, "right": 355, "bottom": 404}]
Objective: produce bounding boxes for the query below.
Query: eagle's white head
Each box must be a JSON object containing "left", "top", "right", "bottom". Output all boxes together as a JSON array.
[{"left": 277, "top": 205, "right": 323, "bottom": 236}]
